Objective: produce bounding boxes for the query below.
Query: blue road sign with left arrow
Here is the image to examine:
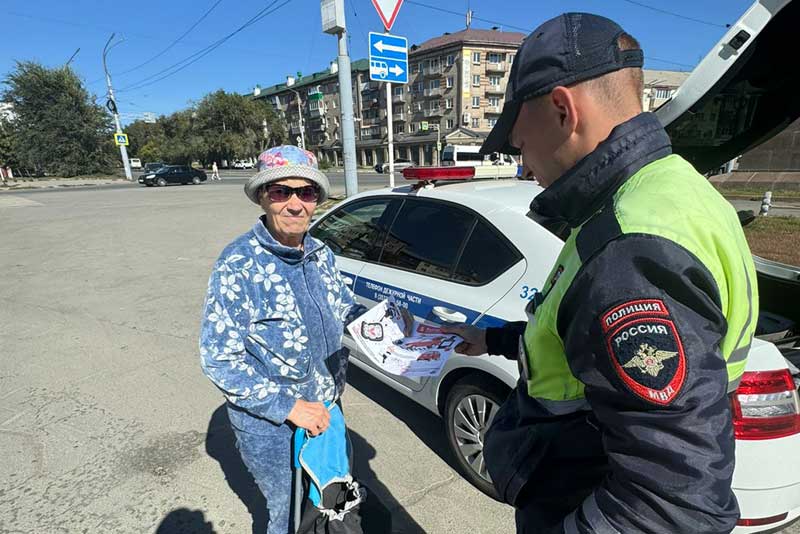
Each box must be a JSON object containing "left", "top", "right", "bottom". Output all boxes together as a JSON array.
[{"left": 369, "top": 32, "right": 408, "bottom": 84}]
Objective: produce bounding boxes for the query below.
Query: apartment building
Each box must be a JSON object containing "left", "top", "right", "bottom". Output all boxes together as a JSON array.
[
  {"left": 252, "top": 31, "right": 690, "bottom": 168},
  {"left": 643, "top": 69, "right": 690, "bottom": 112}
]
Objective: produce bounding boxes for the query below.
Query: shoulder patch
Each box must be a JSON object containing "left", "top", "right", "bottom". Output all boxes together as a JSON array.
[{"left": 602, "top": 300, "right": 686, "bottom": 405}]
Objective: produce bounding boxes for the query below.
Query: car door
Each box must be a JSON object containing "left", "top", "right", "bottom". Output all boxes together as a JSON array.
[
  {"left": 354, "top": 197, "right": 526, "bottom": 392},
  {"left": 310, "top": 195, "right": 404, "bottom": 297}
]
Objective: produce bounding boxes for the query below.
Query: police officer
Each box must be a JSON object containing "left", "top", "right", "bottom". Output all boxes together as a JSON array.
[{"left": 444, "top": 13, "right": 757, "bottom": 534}]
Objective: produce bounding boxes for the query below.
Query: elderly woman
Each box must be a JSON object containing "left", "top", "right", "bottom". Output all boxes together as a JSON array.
[{"left": 199, "top": 145, "right": 363, "bottom": 534}]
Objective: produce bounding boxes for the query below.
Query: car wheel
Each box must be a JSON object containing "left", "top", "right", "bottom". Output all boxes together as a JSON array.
[
  {"left": 445, "top": 376, "right": 508, "bottom": 500},
  {"left": 192, "top": 176, "right": 201, "bottom": 185},
  {"left": 156, "top": 177, "right": 167, "bottom": 187}
]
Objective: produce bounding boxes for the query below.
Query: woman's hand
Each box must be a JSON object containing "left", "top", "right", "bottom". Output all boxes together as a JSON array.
[
  {"left": 287, "top": 400, "right": 331, "bottom": 436},
  {"left": 439, "top": 324, "right": 488, "bottom": 356}
]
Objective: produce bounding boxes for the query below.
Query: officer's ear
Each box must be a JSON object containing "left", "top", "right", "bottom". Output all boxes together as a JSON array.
[{"left": 549, "top": 86, "right": 579, "bottom": 136}]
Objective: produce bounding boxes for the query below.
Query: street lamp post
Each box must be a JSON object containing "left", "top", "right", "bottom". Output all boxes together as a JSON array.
[
  {"left": 289, "top": 87, "right": 306, "bottom": 150},
  {"left": 102, "top": 33, "right": 133, "bottom": 181}
]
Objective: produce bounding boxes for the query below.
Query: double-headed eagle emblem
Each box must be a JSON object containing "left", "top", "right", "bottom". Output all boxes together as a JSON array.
[{"left": 623, "top": 343, "right": 678, "bottom": 377}]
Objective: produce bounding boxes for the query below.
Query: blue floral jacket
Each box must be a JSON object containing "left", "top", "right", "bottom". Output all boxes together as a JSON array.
[{"left": 199, "top": 217, "right": 363, "bottom": 434}]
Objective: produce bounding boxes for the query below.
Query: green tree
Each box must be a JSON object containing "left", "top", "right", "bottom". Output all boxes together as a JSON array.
[
  {"left": 2, "top": 61, "right": 114, "bottom": 177},
  {"left": 194, "top": 90, "right": 285, "bottom": 164},
  {"left": 0, "top": 118, "right": 18, "bottom": 170}
]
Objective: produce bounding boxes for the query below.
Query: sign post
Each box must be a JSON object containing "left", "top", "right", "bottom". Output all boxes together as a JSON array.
[{"left": 369, "top": 31, "right": 407, "bottom": 187}]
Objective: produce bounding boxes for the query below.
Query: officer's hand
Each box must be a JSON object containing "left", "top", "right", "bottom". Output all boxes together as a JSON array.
[
  {"left": 287, "top": 400, "right": 330, "bottom": 436},
  {"left": 440, "top": 324, "right": 487, "bottom": 356},
  {"left": 400, "top": 307, "right": 414, "bottom": 336}
]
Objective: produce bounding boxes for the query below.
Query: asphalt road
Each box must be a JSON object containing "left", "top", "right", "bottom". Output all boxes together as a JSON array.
[
  {"left": 1, "top": 183, "right": 798, "bottom": 534},
  {"left": 0, "top": 182, "right": 514, "bottom": 533}
]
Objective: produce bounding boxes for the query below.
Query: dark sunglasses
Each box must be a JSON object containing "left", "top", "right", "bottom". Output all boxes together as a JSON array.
[{"left": 264, "top": 184, "right": 320, "bottom": 203}]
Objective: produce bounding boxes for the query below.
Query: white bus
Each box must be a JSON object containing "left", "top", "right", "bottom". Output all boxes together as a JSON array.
[{"left": 441, "top": 145, "right": 518, "bottom": 178}]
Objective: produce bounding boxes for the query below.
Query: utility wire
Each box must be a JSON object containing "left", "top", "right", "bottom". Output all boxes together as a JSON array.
[
  {"left": 616, "top": 0, "right": 729, "bottom": 29},
  {"left": 120, "top": 0, "right": 291, "bottom": 93},
  {"left": 406, "top": 0, "right": 700, "bottom": 70},
  {"left": 406, "top": 1, "right": 530, "bottom": 32},
  {"left": 115, "top": 0, "right": 225, "bottom": 78}
]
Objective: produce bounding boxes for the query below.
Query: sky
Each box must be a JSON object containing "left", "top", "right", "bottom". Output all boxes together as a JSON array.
[{"left": 0, "top": 0, "right": 754, "bottom": 122}]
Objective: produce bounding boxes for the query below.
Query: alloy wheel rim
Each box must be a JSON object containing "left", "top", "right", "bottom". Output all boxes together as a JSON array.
[{"left": 453, "top": 393, "right": 499, "bottom": 483}]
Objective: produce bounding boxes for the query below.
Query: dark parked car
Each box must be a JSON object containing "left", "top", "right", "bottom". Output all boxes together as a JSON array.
[{"left": 138, "top": 165, "right": 207, "bottom": 187}]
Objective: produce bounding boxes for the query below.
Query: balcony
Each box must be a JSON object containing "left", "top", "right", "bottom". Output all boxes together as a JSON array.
[
  {"left": 423, "top": 65, "right": 442, "bottom": 76},
  {"left": 485, "top": 83, "right": 506, "bottom": 94},
  {"left": 310, "top": 121, "right": 327, "bottom": 132},
  {"left": 360, "top": 116, "right": 381, "bottom": 126},
  {"left": 486, "top": 61, "right": 506, "bottom": 72},
  {"left": 425, "top": 108, "right": 443, "bottom": 117},
  {"left": 485, "top": 105, "right": 502, "bottom": 114},
  {"left": 393, "top": 113, "right": 406, "bottom": 122},
  {"left": 289, "top": 124, "right": 302, "bottom": 135},
  {"left": 424, "top": 88, "right": 442, "bottom": 98},
  {"left": 392, "top": 94, "right": 405, "bottom": 104},
  {"left": 309, "top": 107, "right": 326, "bottom": 118}
]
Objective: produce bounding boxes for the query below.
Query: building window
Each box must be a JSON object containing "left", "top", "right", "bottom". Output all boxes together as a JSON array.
[
  {"left": 447, "top": 54, "right": 455, "bottom": 66},
  {"left": 654, "top": 87, "right": 672, "bottom": 99},
  {"left": 446, "top": 76, "right": 454, "bottom": 88},
  {"left": 445, "top": 98, "right": 454, "bottom": 109},
  {"left": 394, "top": 86, "right": 404, "bottom": 96},
  {"left": 394, "top": 124, "right": 404, "bottom": 134},
  {"left": 472, "top": 75, "right": 481, "bottom": 87},
  {"left": 488, "top": 53, "right": 502, "bottom": 63},
  {"left": 489, "top": 75, "right": 502, "bottom": 86},
  {"left": 411, "top": 63, "right": 419, "bottom": 74},
  {"left": 430, "top": 79, "right": 440, "bottom": 90},
  {"left": 431, "top": 58, "right": 440, "bottom": 71},
  {"left": 472, "top": 117, "right": 480, "bottom": 128},
  {"left": 488, "top": 118, "right": 498, "bottom": 127},
  {"left": 509, "top": 53, "right": 515, "bottom": 65},
  {"left": 410, "top": 123, "right": 417, "bottom": 133},
  {"left": 415, "top": 82, "right": 424, "bottom": 93},
  {"left": 488, "top": 96, "right": 500, "bottom": 107},
  {"left": 472, "top": 51, "right": 481, "bottom": 64},
  {"left": 271, "top": 96, "right": 280, "bottom": 107},
  {"left": 472, "top": 96, "right": 480, "bottom": 108},
  {"left": 415, "top": 101, "right": 423, "bottom": 112},
  {"left": 309, "top": 100, "right": 321, "bottom": 111},
  {"left": 446, "top": 119, "right": 454, "bottom": 129}
]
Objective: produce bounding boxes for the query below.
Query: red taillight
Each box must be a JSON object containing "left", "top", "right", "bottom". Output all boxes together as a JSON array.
[
  {"left": 732, "top": 369, "right": 800, "bottom": 440},
  {"left": 402, "top": 166, "right": 475, "bottom": 180},
  {"left": 736, "top": 512, "right": 789, "bottom": 526}
]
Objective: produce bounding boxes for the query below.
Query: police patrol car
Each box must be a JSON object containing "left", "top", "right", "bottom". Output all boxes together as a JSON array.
[{"left": 311, "top": 1, "right": 800, "bottom": 531}]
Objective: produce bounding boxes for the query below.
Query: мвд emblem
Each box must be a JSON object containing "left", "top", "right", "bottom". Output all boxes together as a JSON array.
[
  {"left": 602, "top": 299, "right": 686, "bottom": 405},
  {"left": 623, "top": 343, "right": 678, "bottom": 377}
]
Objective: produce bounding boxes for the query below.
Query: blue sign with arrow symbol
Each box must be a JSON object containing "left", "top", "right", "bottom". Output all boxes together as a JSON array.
[{"left": 369, "top": 32, "right": 408, "bottom": 84}]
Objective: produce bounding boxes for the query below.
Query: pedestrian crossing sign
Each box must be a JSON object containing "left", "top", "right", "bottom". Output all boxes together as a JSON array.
[{"left": 114, "top": 133, "right": 129, "bottom": 146}]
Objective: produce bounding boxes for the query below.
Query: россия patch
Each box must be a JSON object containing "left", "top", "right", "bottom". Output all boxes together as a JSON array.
[{"left": 601, "top": 299, "right": 686, "bottom": 405}]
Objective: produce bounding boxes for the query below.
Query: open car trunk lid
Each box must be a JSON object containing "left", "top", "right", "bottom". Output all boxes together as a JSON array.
[{"left": 655, "top": 0, "right": 800, "bottom": 333}]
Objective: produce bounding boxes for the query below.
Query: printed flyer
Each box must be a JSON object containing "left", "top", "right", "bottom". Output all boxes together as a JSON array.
[{"left": 347, "top": 298, "right": 464, "bottom": 377}]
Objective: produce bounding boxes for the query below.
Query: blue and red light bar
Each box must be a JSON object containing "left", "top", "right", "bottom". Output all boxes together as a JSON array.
[{"left": 402, "top": 166, "right": 476, "bottom": 180}]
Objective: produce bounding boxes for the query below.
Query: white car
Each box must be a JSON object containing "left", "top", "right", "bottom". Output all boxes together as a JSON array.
[
  {"left": 232, "top": 160, "right": 254, "bottom": 169},
  {"left": 310, "top": 1, "right": 800, "bottom": 531}
]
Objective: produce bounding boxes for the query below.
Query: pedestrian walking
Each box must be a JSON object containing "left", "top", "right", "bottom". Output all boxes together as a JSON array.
[
  {"left": 211, "top": 161, "right": 220, "bottom": 181},
  {"left": 199, "top": 145, "right": 365, "bottom": 534},
  {"left": 444, "top": 12, "right": 758, "bottom": 534}
]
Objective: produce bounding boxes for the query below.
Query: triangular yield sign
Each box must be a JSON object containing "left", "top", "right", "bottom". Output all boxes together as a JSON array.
[{"left": 371, "top": 0, "right": 405, "bottom": 31}]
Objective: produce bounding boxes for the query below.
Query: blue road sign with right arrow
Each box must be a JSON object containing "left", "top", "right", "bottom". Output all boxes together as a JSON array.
[{"left": 369, "top": 32, "right": 408, "bottom": 84}]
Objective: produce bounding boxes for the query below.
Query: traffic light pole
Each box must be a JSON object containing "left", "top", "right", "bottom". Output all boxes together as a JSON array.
[{"left": 102, "top": 34, "right": 132, "bottom": 181}]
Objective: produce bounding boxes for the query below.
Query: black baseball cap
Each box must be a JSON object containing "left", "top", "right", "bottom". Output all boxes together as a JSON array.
[{"left": 481, "top": 13, "right": 644, "bottom": 155}]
